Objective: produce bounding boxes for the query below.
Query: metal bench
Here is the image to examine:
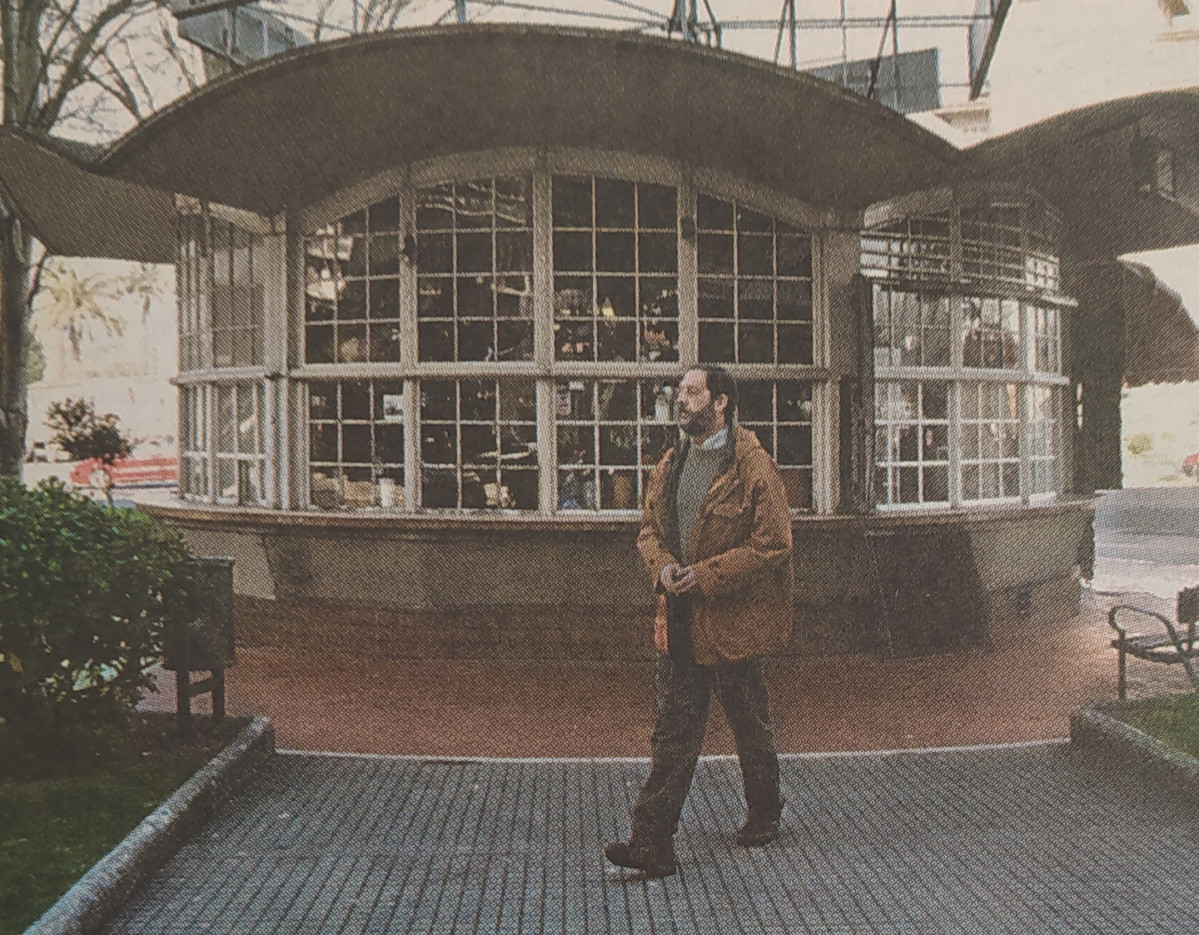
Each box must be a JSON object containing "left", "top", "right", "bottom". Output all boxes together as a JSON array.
[{"left": 1108, "top": 586, "right": 1199, "bottom": 700}]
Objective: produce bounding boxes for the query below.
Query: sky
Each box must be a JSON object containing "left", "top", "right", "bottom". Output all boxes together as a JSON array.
[{"left": 257, "top": 0, "right": 992, "bottom": 99}]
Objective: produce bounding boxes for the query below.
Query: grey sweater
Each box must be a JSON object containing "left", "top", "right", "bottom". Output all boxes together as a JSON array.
[{"left": 675, "top": 444, "right": 725, "bottom": 562}]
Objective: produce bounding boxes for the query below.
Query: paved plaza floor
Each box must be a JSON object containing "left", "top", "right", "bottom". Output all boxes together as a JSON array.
[
  {"left": 103, "top": 743, "right": 1198, "bottom": 934},
  {"left": 142, "top": 585, "right": 1194, "bottom": 757},
  {"left": 119, "top": 578, "right": 1199, "bottom": 933}
]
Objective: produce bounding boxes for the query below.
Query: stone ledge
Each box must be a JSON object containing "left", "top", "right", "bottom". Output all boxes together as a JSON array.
[
  {"left": 24, "top": 716, "right": 275, "bottom": 935},
  {"left": 1070, "top": 699, "right": 1199, "bottom": 796}
]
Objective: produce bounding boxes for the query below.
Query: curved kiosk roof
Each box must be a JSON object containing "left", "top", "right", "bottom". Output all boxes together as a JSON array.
[
  {"left": 4, "top": 28, "right": 1196, "bottom": 261},
  {"left": 97, "top": 25, "right": 957, "bottom": 218}
]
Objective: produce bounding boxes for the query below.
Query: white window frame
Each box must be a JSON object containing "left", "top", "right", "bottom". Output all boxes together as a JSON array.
[
  {"left": 176, "top": 378, "right": 271, "bottom": 507},
  {"left": 866, "top": 191, "right": 1073, "bottom": 511},
  {"left": 284, "top": 150, "right": 833, "bottom": 516}
]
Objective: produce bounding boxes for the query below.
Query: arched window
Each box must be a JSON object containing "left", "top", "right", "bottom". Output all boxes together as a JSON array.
[{"left": 283, "top": 161, "right": 820, "bottom": 513}]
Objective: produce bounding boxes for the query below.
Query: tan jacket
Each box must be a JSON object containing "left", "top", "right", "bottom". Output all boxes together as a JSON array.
[{"left": 638, "top": 425, "right": 795, "bottom": 664}]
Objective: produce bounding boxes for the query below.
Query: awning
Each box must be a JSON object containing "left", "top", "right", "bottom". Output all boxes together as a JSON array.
[
  {"left": 1120, "top": 260, "right": 1199, "bottom": 387},
  {"left": 960, "top": 88, "right": 1199, "bottom": 258},
  {"left": 0, "top": 127, "right": 174, "bottom": 263}
]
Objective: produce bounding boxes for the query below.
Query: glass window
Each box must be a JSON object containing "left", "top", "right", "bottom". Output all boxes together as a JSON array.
[
  {"left": 213, "top": 382, "right": 267, "bottom": 505},
  {"left": 283, "top": 165, "right": 823, "bottom": 515},
  {"left": 962, "top": 297, "right": 1021, "bottom": 369},
  {"left": 875, "top": 382, "right": 950, "bottom": 507},
  {"left": 555, "top": 379, "right": 676, "bottom": 511},
  {"left": 960, "top": 382, "right": 1021, "bottom": 502},
  {"left": 960, "top": 203, "right": 1061, "bottom": 292},
  {"left": 873, "top": 286, "right": 951, "bottom": 368},
  {"left": 1028, "top": 386, "right": 1061, "bottom": 497},
  {"left": 179, "top": 386, "right": 209, "bottom": 500},
  {"left": 416, "top": 179, "right": 533, "bottom": 362},
  {"left": 177, "top": 214, "right": 204, "bottom": 372},
  {"left": 1031, "top": 305, "right": 1061, "bottom": 374},
  {"left": 866, "top": 196, "right": 1068, "bottom": 508},
  {"left": 552, "top": 176, "right": 679, "bottom": 363},
  {"left": 177, "top": 210, "right": 265, "bottom": 371},
  {"left": 861, "top": 217, "right": 951, "bottom": 279},
  {"left": 305, "top": 197, "right": 403, "bottom": 364},
  {"left": 419, "top": 379, "right": 537, "bottom": 510},
  {"left": 697, "top": 195, "right": 813, "bottom": 364},
  {"left": 739, "top": 380, "right": 814, "bottom": 510},
  {"left": 308, "top": 380, "right": 406, "bottom": 510}
]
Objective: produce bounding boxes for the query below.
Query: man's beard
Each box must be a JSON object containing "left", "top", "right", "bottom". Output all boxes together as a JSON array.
[{"left": 679, "top": 401, "right": 718, "bottom": 437}]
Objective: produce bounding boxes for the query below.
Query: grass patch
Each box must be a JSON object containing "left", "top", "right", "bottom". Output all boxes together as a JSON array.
[
  {"left": 1120, "top": 693, "right": 1199, "bottom": 760},
  {"left": 0, "top": 715, "right": 246, "bottom": 935}
]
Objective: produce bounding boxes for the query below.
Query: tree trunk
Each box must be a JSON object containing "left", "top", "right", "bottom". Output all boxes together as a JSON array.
[{"left": 0, "top": 213, "right": 32, "bottom": 477}]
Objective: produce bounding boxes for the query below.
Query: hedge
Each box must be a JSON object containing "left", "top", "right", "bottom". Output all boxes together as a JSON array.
[{"left": 0, "top": 478, "right": 193, "bottom": 743}]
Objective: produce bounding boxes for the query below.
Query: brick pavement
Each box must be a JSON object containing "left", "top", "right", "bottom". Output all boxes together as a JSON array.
[
  {"left": 103, "top": 743, "right": 1199, "bottom": 935},
  {"left": 143, "top": 585, "right": 1195, "bottom": 756}
]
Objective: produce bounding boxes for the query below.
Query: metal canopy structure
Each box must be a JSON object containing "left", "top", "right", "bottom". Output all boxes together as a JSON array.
[{"left": 172, "top": 2, "right": 1013, "bottom": 110}]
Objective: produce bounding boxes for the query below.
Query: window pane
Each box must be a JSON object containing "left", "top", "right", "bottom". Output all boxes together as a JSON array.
[
  {"left": 414, "top": 178, "right": 533, "bottom": 362},
  {"left": 875, "top": 381, "right": 949, "bottom": 506},
  {"left": 418, "top": 380, "right": 538, "bottom": 511},
  {"left": 697, "top": 193, "right": 812, "bottom": 364},
  {"left": 553, "top": 177, "right": 681, "bottom": 362},
  {"left": 638, "top": 183, "right": 676, "bottom": 229},
  {"left": 552, "top": 176, "right": 592, "bottom": 227},
  {"left": 555, "top": 380, "right": 685, "bottom": 511},
  {"left": 595, "top": 178, "right": 635, "bottom": 228}
]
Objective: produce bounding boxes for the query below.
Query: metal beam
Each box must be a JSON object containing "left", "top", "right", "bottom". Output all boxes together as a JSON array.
[{"left": 172, "top": 0, "right": 260, "bottom": 22}]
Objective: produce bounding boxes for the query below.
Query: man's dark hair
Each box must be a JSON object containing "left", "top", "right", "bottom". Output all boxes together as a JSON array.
[{"left": 687, "top": 364, "right": 738, "bottom": 417}]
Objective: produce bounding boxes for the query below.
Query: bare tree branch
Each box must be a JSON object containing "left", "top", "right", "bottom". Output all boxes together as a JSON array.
[
  {"left": 35, "top": 0, "right": 140, "bottom": 129},
  {"left": 159, "top": 11, "right": 201, "bottom": 93},
  {"left": 312, "top": 0, "right": 337, "bottom": 41}
]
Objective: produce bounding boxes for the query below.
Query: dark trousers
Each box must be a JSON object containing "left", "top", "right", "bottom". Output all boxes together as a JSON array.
[{"left": 631, "top": 653, "right": 781, "bottom": 843}]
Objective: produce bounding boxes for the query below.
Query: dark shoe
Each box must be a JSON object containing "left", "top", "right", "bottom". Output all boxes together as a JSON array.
[
  {"left": 735, "top": 800, "right": 784, "bottom": 847},
  {"left": 604, "top": 839, "right": 678, "bottom": 879}
]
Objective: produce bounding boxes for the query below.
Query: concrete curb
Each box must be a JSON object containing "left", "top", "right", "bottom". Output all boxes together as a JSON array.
[
  {"left": 1070, "top": 698, "right": 1199, "bottom": 794},
  {"left": 24, "top": 716, "right": 275, "bottom": 935}
]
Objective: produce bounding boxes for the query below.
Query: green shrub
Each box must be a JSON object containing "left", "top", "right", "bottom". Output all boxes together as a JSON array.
[{"left": 0, "top": 478, "right": 193, "bottom": 746}]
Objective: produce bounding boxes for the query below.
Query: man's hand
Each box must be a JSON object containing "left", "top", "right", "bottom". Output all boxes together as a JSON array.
[{"left": 660, "top": 563, "right": 697, "bottom": 595}]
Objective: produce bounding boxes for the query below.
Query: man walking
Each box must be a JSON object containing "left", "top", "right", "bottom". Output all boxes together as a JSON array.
[{"left": 605, "top": 364, "right": 795, "bottom": 879}]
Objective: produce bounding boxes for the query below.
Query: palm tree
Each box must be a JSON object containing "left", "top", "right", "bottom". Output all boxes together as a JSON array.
[
  {"left": 31, "top": 261, "right": 126, "bottom": 366},
  {"left": 120, "top": 263, "right": 171, "bottom": 371}
]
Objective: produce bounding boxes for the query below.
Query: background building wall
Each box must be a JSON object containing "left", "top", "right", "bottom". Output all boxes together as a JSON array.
[
  {"left": 989, "top": 0, "right": 1199, "bottom": 134},
  {"left": 26, "top": 258, "right": 177, "bottom": 460}
]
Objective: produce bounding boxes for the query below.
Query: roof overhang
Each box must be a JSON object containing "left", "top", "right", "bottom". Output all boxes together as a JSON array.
[
  {"left": 96, "top": 25, "right": 957, "bottom": 218},
  {"left": 2, "top": 28, "right": 1197, "bottom": 272},
  {"left": 959, "top": 88, "right": 1199, "bottom": 259},
  {"left": 1121, "top": 260, "right": 1199, "bottom": 387},
  {"left": 0, "top": 128, "right": 175, "bottom": 263}
]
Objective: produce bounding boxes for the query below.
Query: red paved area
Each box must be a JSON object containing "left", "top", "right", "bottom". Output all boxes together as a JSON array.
[{"left": 142, "top": 589, "right": 1194, "bottom": 757}]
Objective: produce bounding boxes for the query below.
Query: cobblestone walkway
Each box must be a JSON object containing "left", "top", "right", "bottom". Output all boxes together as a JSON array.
[{"left": 104, "top": 743, "right": 1198, "bottom": 934}]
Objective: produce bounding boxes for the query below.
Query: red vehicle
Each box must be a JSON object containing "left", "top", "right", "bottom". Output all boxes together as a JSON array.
[
  {"left": 70, "top": 455, "right": 178, "bottom": 490},
  {"left": 1182, "top": 452, "right": 1199, "bottom": 478}
]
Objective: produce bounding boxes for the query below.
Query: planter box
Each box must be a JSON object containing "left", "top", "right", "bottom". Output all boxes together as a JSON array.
[{"left": 1070, "top": 697, "right": 1199, "bottom": 799}]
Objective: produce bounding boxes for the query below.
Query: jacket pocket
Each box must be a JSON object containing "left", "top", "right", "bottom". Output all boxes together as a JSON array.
[{"left": 699, "top": 492, "right": 750, "bottom": 556}]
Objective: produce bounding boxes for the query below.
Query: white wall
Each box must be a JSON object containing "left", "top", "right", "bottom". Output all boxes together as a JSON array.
[
  {"left": 27, "top": 258, "right": 177, "bottom": 455},
  {"left": 988, "top": 0, "right": 1199, "bottom": 134}
]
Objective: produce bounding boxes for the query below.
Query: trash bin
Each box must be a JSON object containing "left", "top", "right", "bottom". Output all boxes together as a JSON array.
[{"left": 163, "top": 556, "right": 236, "bottom": 719}]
